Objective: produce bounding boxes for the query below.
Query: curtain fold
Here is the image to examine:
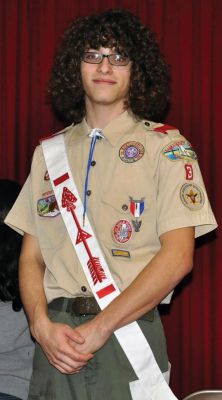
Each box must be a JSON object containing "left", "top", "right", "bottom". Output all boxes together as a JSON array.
[{"left": 0, "top": 1, "right": 221, "bottom": 398}]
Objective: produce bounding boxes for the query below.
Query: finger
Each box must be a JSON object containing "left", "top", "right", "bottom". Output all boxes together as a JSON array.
[
  {"left": 66, "top": 365, "right": 85, "bottom": 375},
  {"left": 52, "top": 359, "right": 87, "bottom": 374},
  {"left": 65, "top": 326, "right": 86, "bottom": 344},
  {"left": 49, "top": 348, "right": 90, "bottom": 368},
  {"left": 62, "top": 341, "right": 94, "bottom": 361},
  {"left": 72, "top": 367, "right": 84, "bottom": 374}
]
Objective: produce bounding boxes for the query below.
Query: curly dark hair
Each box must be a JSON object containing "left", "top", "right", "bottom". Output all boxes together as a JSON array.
[
  {"left": 48, "top": 8, "right": 170, "bottom": 124},
  {"left": 0, "top": 180, "right": 22, "bottom": 311}
]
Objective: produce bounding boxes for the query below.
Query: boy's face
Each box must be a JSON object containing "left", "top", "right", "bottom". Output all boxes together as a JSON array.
[{"left": 80, "top": 47, "right": 132, "bottom": 112}]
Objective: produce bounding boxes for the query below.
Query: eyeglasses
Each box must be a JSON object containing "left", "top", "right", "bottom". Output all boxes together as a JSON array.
[{"left": 82, "top": 52, "right": 130, "bottom": 66}]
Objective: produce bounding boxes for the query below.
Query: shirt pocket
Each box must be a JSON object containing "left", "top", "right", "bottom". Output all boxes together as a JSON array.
[{"left": 98, "top": 188, "right": 155, "bottom": 248}]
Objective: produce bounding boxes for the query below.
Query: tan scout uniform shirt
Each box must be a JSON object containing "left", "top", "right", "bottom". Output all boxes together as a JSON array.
[{"left": 5, "top": 111, "right": 217, "bottom": 303}]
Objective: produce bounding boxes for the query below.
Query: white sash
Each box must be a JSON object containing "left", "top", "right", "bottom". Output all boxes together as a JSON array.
[{"left": 41, "top": 132, "right": 178, "bottom": 400}]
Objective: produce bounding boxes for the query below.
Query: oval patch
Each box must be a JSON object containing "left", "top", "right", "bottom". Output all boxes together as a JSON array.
[
  {"left": 180, "top": 183, "right": 205, "bottom": 210},
  {"left": 119, "top": 141, "right": 144, "bottom": 163},
  {"left": 113, "top": 219, "right": 133, "bottom": 243},
  {"left": 162, "top": 140, "right": 197, "bottom": 162}
]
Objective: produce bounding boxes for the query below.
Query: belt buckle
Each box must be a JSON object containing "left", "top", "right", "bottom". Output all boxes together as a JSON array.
[
  {"left": 71, "top": 297, "right": 86, "bottom": 316},
  {"left": 71, "top": 297, "right": 98, "bottom": 316}
]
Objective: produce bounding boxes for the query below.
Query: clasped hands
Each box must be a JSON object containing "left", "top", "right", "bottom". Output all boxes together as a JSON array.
[{"left": 34, "top": 315, "right": 110, "bottom": 374}]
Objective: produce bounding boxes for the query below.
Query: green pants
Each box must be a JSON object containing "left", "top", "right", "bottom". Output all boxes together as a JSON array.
[{"left": 28, "top": 307, "right": 169, "bottom": 400}]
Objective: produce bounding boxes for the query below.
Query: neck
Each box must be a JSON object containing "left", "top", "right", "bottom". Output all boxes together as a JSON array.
[{"left": 85, "top": 102, "right": 127, "bottom": 129}]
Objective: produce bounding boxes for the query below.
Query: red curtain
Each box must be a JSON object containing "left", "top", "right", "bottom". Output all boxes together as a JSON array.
[{"left": 0, "top": 1, "right": 221, "bottom": 398}]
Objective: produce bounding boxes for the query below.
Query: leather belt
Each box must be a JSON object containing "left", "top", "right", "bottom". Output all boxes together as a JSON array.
[{"left": 49, "top": 297, "right": 155, "bottom": 322}]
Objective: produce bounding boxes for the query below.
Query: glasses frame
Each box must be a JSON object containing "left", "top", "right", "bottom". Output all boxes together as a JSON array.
[{"left": 82, "top": 52, "right": 130, "bottom": 66}]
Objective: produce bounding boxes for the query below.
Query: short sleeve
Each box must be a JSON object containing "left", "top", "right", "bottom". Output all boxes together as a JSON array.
[
  {"left": 156, "top": 136, "right": 217, "bottom": 238},
  {"left": 5, "top": 175, "right": 37, "bottom": 237}
]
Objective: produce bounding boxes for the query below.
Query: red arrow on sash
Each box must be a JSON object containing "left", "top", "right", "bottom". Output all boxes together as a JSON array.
[{"left": 62, "top": 187, "right": 107, "bottom": 284}]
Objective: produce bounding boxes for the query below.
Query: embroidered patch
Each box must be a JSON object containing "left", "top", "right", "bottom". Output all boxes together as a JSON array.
[
  {"left": 185, "top": 164, "right": 193, "bottom": 180},
  {"left": 113, "top": 220, "right": 132, "bottom": 244},
  {"left": 37, "top": 194, "right": 60, "bottom": 217},
  {"left": 119, "top": 141, "right": 145, "bottom": 163},
  {"left": 44, "top": 170, "right": 50, "bottom": 181},
  {"left": 162, "top": 140, "right": 197, "bottom": 162},
  {"left": 111, "top": 249, "right": 131, "bottom": 258},
  {"left": 180, "top": 183, "right": 205, "bottom": 210}
]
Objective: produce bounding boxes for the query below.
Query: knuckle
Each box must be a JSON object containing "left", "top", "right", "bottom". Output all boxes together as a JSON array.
[{"left": 59, "top": 345, "right": 66, "bottom": 353}]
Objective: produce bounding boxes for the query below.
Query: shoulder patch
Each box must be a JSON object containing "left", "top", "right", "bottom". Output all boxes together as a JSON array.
[
  {"left": 180, "top": 183, "right": 205, "bottom": 210},
  {"left": 162, "top": 139, "right": 197, "bottom": 162}
]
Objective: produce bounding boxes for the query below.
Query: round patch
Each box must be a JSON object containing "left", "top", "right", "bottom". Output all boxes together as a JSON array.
[
  {"left": 119, "top": 141, "right": 145, "bottom": 163},
  {"left": 162, "top": 140, "right": 197, "bottom": 162},
  {"left": 180, "top": 183, "right": 205, "bottom": 210},
  {"left": 113, "top": 219, "right": 133, "bottom": 243}
]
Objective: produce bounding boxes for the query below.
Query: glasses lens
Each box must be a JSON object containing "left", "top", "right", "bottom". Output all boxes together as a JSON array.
[
  {"left": 109, "top": 54, "right": 130, "bottom": 66},
  {"left": 82, "top": 52, "right": 130, "bottom": 66},
  {"left": 83, "top": 52, "right": 102, "bottom": 64}
]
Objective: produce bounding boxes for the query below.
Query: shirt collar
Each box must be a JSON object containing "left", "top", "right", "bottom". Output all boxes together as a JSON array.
[
  {"left": 68, "top": 110, "right": 139, "bottom": 147},
  {"left": 102, "top": 110, "right": 138, "bottom": 146}
]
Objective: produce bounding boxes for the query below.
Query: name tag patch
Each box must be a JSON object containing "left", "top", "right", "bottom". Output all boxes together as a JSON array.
[{"left": 111, "top": 249, "right": 131, "bottom": 258}]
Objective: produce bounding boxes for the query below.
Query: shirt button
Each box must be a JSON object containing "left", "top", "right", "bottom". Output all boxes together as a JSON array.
[
  {"left": 86, "top": 190, "right": 91, "bottom": 196},
  {"left": 91, "top": 160, "right": 96, "bottom": 166},
  {"left": 81, "top": 286, "right": 87, "bottom": 292},
  {"left": 122, "top": 204, "right": 128, "bottom": 211}
]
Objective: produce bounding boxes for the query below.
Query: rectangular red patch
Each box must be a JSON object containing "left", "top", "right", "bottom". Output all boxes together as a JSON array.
[
  {"left": 96, "top": 284, "right": 116, "bottom": 298},
  {"left": 185, "top": 164, "right": 193, "bottom": 180},
  {"left": 53, "top": 173, "right": 69, "bottom": 186},
  {"left": 154, "top": 124, "right": 176, "bottom": 133}
]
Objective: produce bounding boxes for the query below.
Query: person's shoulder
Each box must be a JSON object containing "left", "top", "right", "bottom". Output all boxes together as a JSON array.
[
  {"left": 141, "top": 120, "right": 190, "bottom": 149},
  {"left": 140, "top": 120, "right": 198, "bottom": 163},
  {"left": 33, "top": 123, "right": 76, "bottom": 161},
  {"left": 140, "top": 120, "right": 183, "bottom": 141},
  {"left": 42, "top": 123, "right": 76, "bottom": 144}
]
